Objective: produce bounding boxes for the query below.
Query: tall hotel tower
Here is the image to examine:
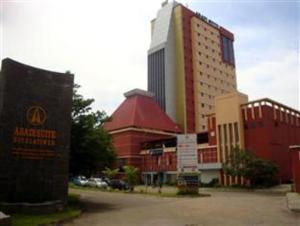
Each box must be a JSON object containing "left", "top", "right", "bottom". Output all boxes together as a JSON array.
[{"left": 148, "top": 1, "right": 237, "bottom": 133}]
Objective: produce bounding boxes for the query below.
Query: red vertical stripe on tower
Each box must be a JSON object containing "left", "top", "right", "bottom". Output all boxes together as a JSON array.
[{"left": 181, "top": 6, "right": 196, "bottom": 133}]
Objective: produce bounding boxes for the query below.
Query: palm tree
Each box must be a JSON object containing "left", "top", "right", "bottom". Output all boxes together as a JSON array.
[
  {"left": 123, "top": 165, "right": 139, "bottom": 192},
  {"left": 102, "top": 167, "right": 119, "bottom": 180}
]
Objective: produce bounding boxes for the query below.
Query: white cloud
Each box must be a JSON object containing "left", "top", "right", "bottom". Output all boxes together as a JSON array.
[
  {"left": 1, "top": 0, "right": 177, "bottom": 114},
  {"left": 1, "top": 0, "right": 298, "bottom": 114},
  {"left": 237, "top": 51, "right": 299, "bottom": 110},
  {"left": 234, "top": 22, "right": 299, "bottom": 110}
]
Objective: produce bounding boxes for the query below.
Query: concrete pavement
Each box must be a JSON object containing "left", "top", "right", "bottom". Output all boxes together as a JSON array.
[
  {"left": 287, "top": 193, "right": 300, "bottom": 212},
  {"left": 65, "top": 189, "right": 300, "bottom": 226}
]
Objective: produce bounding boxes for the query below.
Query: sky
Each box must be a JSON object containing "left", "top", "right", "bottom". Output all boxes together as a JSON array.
[{"left": 0, "top": 0, "right": 299, "bottom": 114}]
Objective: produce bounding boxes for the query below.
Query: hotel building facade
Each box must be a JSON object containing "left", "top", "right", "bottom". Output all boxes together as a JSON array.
[
  {"left": 104, "top": 2, "right": 300, "bottom": 187},
  {"left": 148, "top": 1, "right": 236, "bottom": 133}
]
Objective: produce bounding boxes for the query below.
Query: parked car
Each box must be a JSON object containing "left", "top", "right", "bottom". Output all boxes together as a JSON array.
[
  {"left": 86, "top": 178, "right": 108, "bottom": 189},
  {"left": 102, "top": 177, "right": 111, "bottom": 185},
  {"left": 72, "top": 176, "right": 88, "bottom": 186},
  {"left": 109, "top": 179, "right": 128, "bottom": 190}
]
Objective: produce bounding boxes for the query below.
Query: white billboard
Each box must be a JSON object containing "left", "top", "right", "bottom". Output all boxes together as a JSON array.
[{"left": 177, "top": 134, "right": 198, "bottom": 172}]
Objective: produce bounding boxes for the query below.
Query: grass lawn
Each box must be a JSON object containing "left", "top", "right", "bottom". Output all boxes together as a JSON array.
[
  {"left": 11, "top": 194, "right": 82, "bottom": 226},
  {"left": 134, "top": 185, "right": 211, "bottom": 198},
  {"left": 69, "top": 183, "right": 291, "bottom": 200},
  {"left": 68, "top": 182, "right": 107, "bottom": 191},
  {"left": 70, "top": 182, "right": 177, "bottom": 195},
  {"left": 70, "top": 183, "right": 210, "bottom": 198}
]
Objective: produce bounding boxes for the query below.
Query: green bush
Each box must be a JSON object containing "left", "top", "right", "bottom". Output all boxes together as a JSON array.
[
  {"left": 247, "top": 158, "right": 278, "bottom": 187},
  {"left": 201, "top": 178, "right": 220, "bottom": 188},
  {"left": 223, "top": 147, "right": 279, "bottom": 188},
  {"left": 123, "top": 165, "right": 139, "bottom": 192}
]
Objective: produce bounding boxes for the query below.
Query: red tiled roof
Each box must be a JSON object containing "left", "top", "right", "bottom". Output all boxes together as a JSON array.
[{"left": 103, "top": 90, "right": 181, "bottom": 133}]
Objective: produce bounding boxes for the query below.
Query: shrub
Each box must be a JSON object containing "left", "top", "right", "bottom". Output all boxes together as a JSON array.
[
  {"left": 201, "top": 178, "right": 220, "bottom": 188},
  {"left": 123, "top": 165, "right": 139, "bottom": 192},
  {"left": 102, "top": 167, "right": 119, "bottom": 180},
  {"left": 247, "top": 158, "right": 278, "bottom": 187},
  {"left": 223, "top": 147, "right": 279, "bottom": 188}
]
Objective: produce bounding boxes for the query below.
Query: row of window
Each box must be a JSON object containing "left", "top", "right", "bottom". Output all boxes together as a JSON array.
[
  {"left": 200, "top": 92, "right": 216, "bottom": 100},
  {"left": 197, "top": 32, "right": 219, "bottom": 46},
  {"left": 199, "top": 81, "right": 231, "bottom": 93},
  {"left": 201, "top": 102, "right": 213, "bottom": 110},
  {"left": 199, "top": 72, "right": 236, "bottom": 88},
  {"left": 201, "top": 150, "right": 218, "bottom": 163},
  {"left": 144, "top": 155, "right": 174, "bottom": 166},
  {"left": 198, "top": 62, "right": 235, "bottom": 81},
  {"left": 143, "top": 148, "right": 219, "bottom": 165},
  {"left": 199, "top": 49, "right": 220, "bottom": 58},
  {"left": 198, "top": 57, "right": 234, "bottom": 73},
  {"left": 199, "top": 51, "right": 221, "bottom": 62},
  {"left": 196, "top": 41, "right": 222, "bottom": 57},
  {"left": 197, "top": 41, "right": 222, "bottom": 57},
  {"left": 196, "top": 23, "right": 217, "bottom": 37}
]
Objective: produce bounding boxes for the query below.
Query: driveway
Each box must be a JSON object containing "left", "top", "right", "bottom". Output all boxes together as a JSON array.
[{"left": 64, "top": 189, "right": 300, "bottom": 226}]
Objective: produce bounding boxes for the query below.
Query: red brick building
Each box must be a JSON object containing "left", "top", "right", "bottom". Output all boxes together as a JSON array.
[
  {"left": 103, "top": 89, "right": 181, "bottom": 176},
  {"left": 105, "top": 91, "right": 300, "bottom": 186},
  {"left": 242, "top": 99, "right": 300, "bottom": 183},
  {"left": 290, "top": 146, "right": 300, "bottom": 192}
]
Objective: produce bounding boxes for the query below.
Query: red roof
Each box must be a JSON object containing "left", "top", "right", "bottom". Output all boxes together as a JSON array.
[{"left": 104, "top": 89, "right": 181, "bottom": 133}]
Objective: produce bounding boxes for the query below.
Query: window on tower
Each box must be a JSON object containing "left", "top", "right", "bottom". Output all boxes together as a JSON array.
[{"left": 221, "top": 35, "right": 235, "bottom": 65}]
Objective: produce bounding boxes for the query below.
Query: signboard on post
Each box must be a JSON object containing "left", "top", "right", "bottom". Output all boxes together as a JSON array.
[
  {"left": 177, "top": 134, "right": 199, "bottom": 194},
  {"left": 177, "top": 134, "right": 198, "bottom": 172}
]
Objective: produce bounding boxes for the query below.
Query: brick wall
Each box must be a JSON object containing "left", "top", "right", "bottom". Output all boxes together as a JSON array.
[
  {"left": 243, "top": 105, "right": 300, "bottom": 182},
  {"left": 290, "top": 146, "right": 300, "bottom": 192}
]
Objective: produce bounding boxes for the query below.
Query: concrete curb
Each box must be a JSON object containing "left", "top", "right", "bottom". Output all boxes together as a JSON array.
[
  {"left": 0, "top": 200, "right": 64, "bottom": 214},
  {"left": 287, "top": 192, "right": 300, "bottom": 212}
]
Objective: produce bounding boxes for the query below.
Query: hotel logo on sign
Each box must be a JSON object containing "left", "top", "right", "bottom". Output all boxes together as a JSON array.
[
  {"left": 27, "top": 106, "right": 47, "bottom": 126},
  {"left": 12, "top": 106, "right": 58, "bottom": 159}
]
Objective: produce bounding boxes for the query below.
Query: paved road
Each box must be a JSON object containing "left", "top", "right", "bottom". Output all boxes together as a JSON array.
[{"left": 65, "top": 189, "right": 300, "bottom": 226}]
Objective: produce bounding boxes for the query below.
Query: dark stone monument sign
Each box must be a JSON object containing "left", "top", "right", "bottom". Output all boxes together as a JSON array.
[{"left": 0, "top": 58, "right": 74, "bottom": 212}]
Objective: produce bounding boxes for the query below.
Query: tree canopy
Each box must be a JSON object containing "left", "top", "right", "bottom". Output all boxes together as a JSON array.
[
  {"left": 223, "top": 147, "right": 278, "bottom": 187},
  {"left": 70, "top": 84, "right": 116, "bottom": 177},
  {"left": 102, "top": 167, "right": 119, "bottom": 180},
  {"left": 123, "top": 165, "right": 139, "bottom": 192}
]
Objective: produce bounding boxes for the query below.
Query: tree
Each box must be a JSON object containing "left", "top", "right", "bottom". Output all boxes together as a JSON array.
[
  {"left": 102, "top": 167, "right": 119, "bottom": 180},
  {"left": 123, "top": 165, "right": 139, "bottom": 192},
  {"left": 223, "top": 147, "right": 278, "bottom": 187},
  {"left": 70, "top": 84, "right": 116, "bottom": 177},
  {"left": 246, "top": 158, "right": 279, "bottom": 187},
  {"left": 222, "top": 147, "right": 253, "bottom": 178}
]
